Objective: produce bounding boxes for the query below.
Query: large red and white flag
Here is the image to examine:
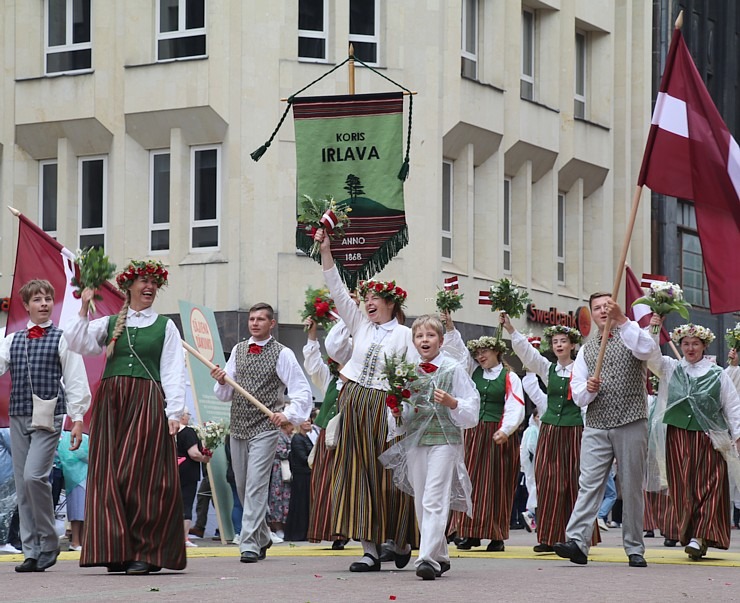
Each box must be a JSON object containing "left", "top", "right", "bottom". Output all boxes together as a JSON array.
[
  {"left": 624, "top": 266, "right": 670, "bottom": 345},
  {"left": 0, "top": 213, "right": 124, "bottom": 427},
  {"left": 637, "top": 27, "right": 740, "bottom": 314}
]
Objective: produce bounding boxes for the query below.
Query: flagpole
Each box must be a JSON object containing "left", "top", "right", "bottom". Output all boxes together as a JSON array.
[
  {"left": 348, "top": 43, "right": 355, "bottom": 95},
  {"left": 8, "top": 206, "right": 20, "bottom": 217},
  {"left": 181, "top": 340, "right": 275, "bottom": 419},
  {"left": 593, "top": 185, "right": 645, "bottom": 379}
]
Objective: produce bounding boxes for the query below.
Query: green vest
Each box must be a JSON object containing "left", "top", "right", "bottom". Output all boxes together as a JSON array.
[
  {"left": 663, "top": 364, "right": 727, "bottom": 431},
  {"left": 102, "top": 315, "right": 167, "bottom": 382},
  {"left": 314, "top": 379, "right": 339, "bottom": 429},
  {"left": 472, "top": 366, "right": 506, "bottom": 423},
  {"left": 407, "top": 361, "right": 462, "bottom": 446},
  {"left": 541, "top": 364, "right": 583, "bottom": 427}
]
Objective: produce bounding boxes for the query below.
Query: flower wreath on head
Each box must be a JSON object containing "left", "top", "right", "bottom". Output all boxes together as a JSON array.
[
  {"left": 358, "top": 278, "right": 407, "bottom": 307},
  {"left": 543, "top": 325, "right": 583, "bottom": 345},
  {"left": 466, "top": 336, "right": 508, "bottom": 356},
  {"left": 115, "top": 259, "right": 169, "bottom": 291},
  {"left": 671, "top": 323, "right": 715, "bottom": 345}
]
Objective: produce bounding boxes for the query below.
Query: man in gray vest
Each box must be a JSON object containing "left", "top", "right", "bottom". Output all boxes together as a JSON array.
[
  {"left": 554, "top": 293, "right": 657, "bottom": 568},
  {"left": 211, "top": 302, "right": 312, "bottom": 563}
]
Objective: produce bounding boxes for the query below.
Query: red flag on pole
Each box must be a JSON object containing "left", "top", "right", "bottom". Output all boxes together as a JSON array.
[
  {"left": 624, "top": 266, "right": 670, "bottom": 345},
  {"left": 637, "top": 28, "right": 740, "bottom": 314},
  {"left": 478, "top": 291, "right": 492, "bottom": 305},
  {"left": 0, "top": 213, "right": 124, "bottom": 428},
  {"left": 444, "top": 276, "right": 459, "bottom": 291},
  {"left": 640, "top": 273, "right": 668, "bottom": 289}
]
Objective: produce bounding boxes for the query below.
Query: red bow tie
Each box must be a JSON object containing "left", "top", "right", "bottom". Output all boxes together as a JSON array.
[
  {"left": 248, "top": 343, "right": 262, "bottom": 355},
  {"left": 419, "top": 362, "right": 437, "bottom": 374},
  {"left": 27, "top": 325, "right": 46, "bottom": 340}
]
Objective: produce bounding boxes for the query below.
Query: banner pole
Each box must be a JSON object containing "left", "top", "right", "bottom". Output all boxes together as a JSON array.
[
  {"left": 181, "top": 340, "right": 274, "bottom": 418},
  {"left": 348, "top": 43, "right": 355, "bottom": 94},
  {"left": 593, "top": 184, "right": 644, "bottom": 379}
]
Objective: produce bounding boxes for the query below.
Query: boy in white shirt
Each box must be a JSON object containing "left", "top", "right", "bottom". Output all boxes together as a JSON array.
[{"left": 381, "top": 314, "right": 479, "bottom": 580}]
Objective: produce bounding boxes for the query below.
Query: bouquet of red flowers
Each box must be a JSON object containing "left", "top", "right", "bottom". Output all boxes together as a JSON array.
[
  {"left": 298, "top": 194, "right": 352, "bottom": 258},
  {"left": 71, "top": 247, "right": 117, "bottom": 314},
  {"left": 382, "top": 353, "right": 418, "bottom": 424},
  {"left": 300, "top": 287, "right": 338, "bottom": 331}
]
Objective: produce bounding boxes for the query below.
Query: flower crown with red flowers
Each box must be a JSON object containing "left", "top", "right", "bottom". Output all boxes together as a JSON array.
[
  {"left": 115, "top": 259, "right": 169, "bottom": 291},
  {"left": 358, "top": 278, "right": 407, "bottom": 307}
]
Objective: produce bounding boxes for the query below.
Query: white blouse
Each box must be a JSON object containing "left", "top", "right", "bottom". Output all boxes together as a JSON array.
[{"left": 64, "top": 309, "right": 186, "bottom": 420}]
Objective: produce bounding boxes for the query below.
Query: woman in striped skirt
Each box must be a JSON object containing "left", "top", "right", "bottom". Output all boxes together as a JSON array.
[
  {"left": 315, "top": 230, "right": 417, "bottom": 572},
  {"left": 647, "top": 321, "right": 740, "bottom": 560},
  {"left": 302, "top": 316, "right": 350, "bottom": 548},
  {"left": 64, "top": 260, "right": 186, "bottom": 575},
  {"left": 503, "top": 317, "right": 600, "bottom": 553},
  {"left": 443, "top": 318, "right": 525, "bottom": 552}
]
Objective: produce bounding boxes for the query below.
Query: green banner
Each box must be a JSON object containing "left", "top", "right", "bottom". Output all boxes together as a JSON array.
[
  {"left": 179, "top": 300, "right": 234, "bottom": 543},
  {"left": 294, "top": 92, "right": 408, "bottom": 288}
]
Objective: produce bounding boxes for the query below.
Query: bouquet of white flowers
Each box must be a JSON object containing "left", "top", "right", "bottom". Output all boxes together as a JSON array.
[
  {"left": 195, "top": 419, "right": 229, "bottom": 457},
  {"left": 631, "top": 281, "right": 691, "bottom": 334}
]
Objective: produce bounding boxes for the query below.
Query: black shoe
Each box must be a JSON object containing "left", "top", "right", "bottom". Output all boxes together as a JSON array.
[
  {"left": 240, "top": 551, "right": 259, "bottom": 563},
  {"left": 533, "top": 544, "right": 554, "bottom": 553},
  {"left": 382, "top": 546, "right": 411, "bottom": 568},
  {"left": 332, "top": 538, "right": 348, "bottom": 550},
  {"left": 628, "top": 554, "right": 647, "bottom": 567},
  {"left": 125, "top": 561, "right": 153, "bottom": 575},
  {"left": 257, "top": 540, "right": 272, "bottom": 560},
  {"left": 436, "top": 561, "right": 450, "bottom": 577},
  {"left": 349, "top": 553, "right": 380, "bottom": 572},
  {"left": 15, "top": 558, "right": 37, "bottom": 573},
  {"left": 486, "top": 540, "right": 505, "bottom": 552},
  {"left": 663, "top": 538, "right": 678, "bottom": 547},
  {"left": 416, "top": 561, "right": 436, "bottom": 580},
  {"left": 106, "top": 563, "right": 127, "bottom": 573},
  {"left": 644, "top": 530, "right": 655, "bottom": 538},
  {"left": 553, "top": 540, "right": 588, "bottom": 565},
  {"left": 456, "top": 538, "right": 481, "bottom": 550},
  {"left": 446, "top": 531, "right": 457, "bottom": 544},
  {"left": 35, "top": 549, "right": 60, "bottom": 571}
]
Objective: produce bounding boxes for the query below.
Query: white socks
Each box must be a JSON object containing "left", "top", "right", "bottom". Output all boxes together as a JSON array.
[{"left": 359, "top": 540, "right": 379, "bottom": 564}]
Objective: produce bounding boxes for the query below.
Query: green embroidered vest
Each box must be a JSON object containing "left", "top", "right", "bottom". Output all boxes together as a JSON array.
[
  {"left": 102, "top": 315, "right": 167, "bottom": 381},
  {"left": 540, "top": 364, "right": 583, "bottom": 427},
  {"left": 472, "top": 366, "right": 506, "bottom": 423},
  {"left": 314, "top": 379, "right": 339, "bottom": 429}
]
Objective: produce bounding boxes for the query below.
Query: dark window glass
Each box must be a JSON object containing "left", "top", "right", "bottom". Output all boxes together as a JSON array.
[
  {"left": 72, "top": 0, "right": 91, "bottom": 43},
  {"left": 299, "top": 0, "right": 323, "bottom": 31},
  {"left": 79, "top": 234, "right": 104, "bottom": 249},
  {"left": 160, "top": 0, "right": 179, "bottom": 32},
  {"left": 48, "top": 0, "right": 67, "bottom": 46},
  {"left": 158, "top": 35, "right": 206, "bottom": 59},
  {"left": 350, "top": 0, "right": 375, "bottom": 36},
  {"left": 46, "top": 49, "right": 91, "bottom": 73},
  {"left": 81, "top": 159, "right": 104, "bottom": 229},
  {"left": 192, "top": 226, "right": 218, "bottom": 248},
  {"left": 152, "top": 154, "right": 170, "bottom": 224},
  {"left": 194, "top": 149, "right": 217, "bottom": 221},
  {"left": 151, "top": 230, "right": 170, "bottom": 252},
  {"left": 351, "top": 41, "right": 376, "bottom": 64},
  {"left": 41, "top": 164, "right": 58, "bottom": 233},
  {"left": 299, "top": 37, "right": 325, "bottom": 59},
  {"left": 185, "top": 0, "right": 205, "bottom": 29}
]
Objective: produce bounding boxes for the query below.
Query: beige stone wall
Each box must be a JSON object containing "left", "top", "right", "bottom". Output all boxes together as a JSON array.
[{"left": 0, "top": 0, "right": 653, "bottom": 342}]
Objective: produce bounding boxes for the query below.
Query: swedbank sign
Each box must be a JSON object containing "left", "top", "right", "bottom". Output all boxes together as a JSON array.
[{"left": 526, "top": 304, "right": 591, "bottom": 338}]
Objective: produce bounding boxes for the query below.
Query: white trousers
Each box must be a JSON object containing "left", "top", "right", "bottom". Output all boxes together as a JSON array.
[{"left": 407, "top": 444, "right": 460, "bottom": 571}]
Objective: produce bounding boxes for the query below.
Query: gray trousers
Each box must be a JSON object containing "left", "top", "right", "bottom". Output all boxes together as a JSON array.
[
  {"left": 565, "top": 419, "right": 647, "bottom": 557},
  {"left": 10, "top": 414, "right": 64, "bottom": 559},
  {"left": 231, "top": 430, "right": 279, "bottom": 555}
]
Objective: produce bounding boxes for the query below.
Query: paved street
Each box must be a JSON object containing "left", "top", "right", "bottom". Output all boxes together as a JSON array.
[{"left": 3, "top": 527, "right": 740, "bottom": 602}]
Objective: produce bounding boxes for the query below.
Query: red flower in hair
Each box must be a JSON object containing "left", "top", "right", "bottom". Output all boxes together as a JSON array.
[{"left": 374, "top": 283, "right": 384, "bottom": 292}]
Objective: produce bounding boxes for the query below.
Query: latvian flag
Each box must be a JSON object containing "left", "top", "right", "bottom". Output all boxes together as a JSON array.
[
  {"left": 640, "top": 273, "right": 668, "bottom": 289},
  {"left": 479, "top": 290, "right": 492, "bottom": 305},
  {"left": 444, "top": 276, "right": 459, "bottom": 291}
]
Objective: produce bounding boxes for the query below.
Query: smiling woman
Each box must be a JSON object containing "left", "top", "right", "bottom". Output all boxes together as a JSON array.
[{"left": 63, "top": 259, "right": 187, "bottom": 576}]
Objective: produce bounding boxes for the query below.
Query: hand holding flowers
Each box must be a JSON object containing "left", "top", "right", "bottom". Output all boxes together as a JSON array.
[
  {"left": 194, "top": 419, "right": 229, "bottom": 458},
  {"left": 298, "top": 194, "right": 351, "bottom": 258},
  {"left": 382, "top": 353, "right": 419, "bottom": 424},
  {"left": 300, "top": 287, "right": 338, "bottom": 331},
  {"left": 71, "top": 248, "right": 117, "bottom": 315},
  {"left": 486, "top": 278, "right": 532, "bottom": 342},
  {"left": 436, "top": 289, "right": 464, "bottom": 314},
  {"left": 632, "top": 281, "right": 691, "bottom": 334}
]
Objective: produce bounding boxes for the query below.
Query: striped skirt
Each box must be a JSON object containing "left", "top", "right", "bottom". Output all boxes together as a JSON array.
[
  {"left": 81, "top": 376, "right": 186, "bottom": 569},
  {"left": 331, "top": 382, "right": 417, "bottom": 546},
  {"left": 534, "top": 424, "right": 598, "bottom": 546},
  {"left": 453, "top": 421, "right": 520, "bottom": 541},
  {"left": 666, "top": 426, "right": 730, "bottom": 549},
  {"left": 307, "top": 430, "right": 342, "bottom": 542},
  {"left": 645, "top": 490, "right": 679, "bottom": 540}
]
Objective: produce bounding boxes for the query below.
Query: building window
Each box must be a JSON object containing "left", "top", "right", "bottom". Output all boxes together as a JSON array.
[
  {"left": 503, "top": 178, "right": 512, "bottom": 273},
  {"left": 45, "top": 0, "right": 92, "bottom": 74},
  {"left": 461, "top": 0, "right": 478, "bottom": 80},
  {"left": 442, "top": 161, "right": 453, "bottom": 261},
  {"left": 39, "top": 161, "right": 58, "bottom": 238},
  {"left": 157, "top": 0, "right": 206, "bottom": 61},
  {"left": 521, "top": 9, "right": 535, "bottom": 100},
  {"left": 349, "top": 0, "right": 379, "bottom": 65},
  {"left": 299, "top": 0, "right": 327, "bottom": 61},
  {"left": 150, "top": 151, "right": 171, "bottom": 253},
  {"left": 574, "top": 30, "right": 587, "bottom": 118},
  {"left": 678, "top": 202, "right": 709, "bottom": 307},
  {"left": 557, "top": 193, "right": 566, "bottom": 284},
  {"left": 191, "top": 145, "right": 220, "bottom": 250},
  {"left": 78, "top": 156, "right": 106, "bottom": 249}
]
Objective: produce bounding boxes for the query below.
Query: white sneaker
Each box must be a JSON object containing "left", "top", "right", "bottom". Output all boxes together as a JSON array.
[
  {"left": 521, "top": 511, "right": 536, "bottom": 533},
  {"left": 597, "top": 517, "right": 608, "bottom": 531},
  {"left": 0, "top": 543, "right": 21, "bottom": 554},
  {"left": 185, "top": 540, "right": 198, "bottom": 548},
  {"left": 69, "top": 545, "right": 82, "bottom": 552},
  {"left": 270, "top": 531, "right": 284, "bottom": 544},
  {"left": 607, "top": 520, "right": 621, "bottom": 529},
  {"left": 275, "top": 529, "right": 285, "bottom": 539},
  {"left": 231, "top": 537, "right": 241, "bottom": 545}
]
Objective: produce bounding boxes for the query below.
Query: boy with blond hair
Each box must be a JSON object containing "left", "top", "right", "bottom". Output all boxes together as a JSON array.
[
  {"left": 381, "top": 314, "right": 479, "bottom": 580},
  {"left": 0, "top": 279, "right": 90, "bottom": 573}
]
